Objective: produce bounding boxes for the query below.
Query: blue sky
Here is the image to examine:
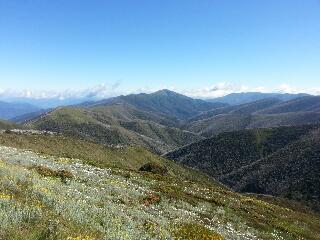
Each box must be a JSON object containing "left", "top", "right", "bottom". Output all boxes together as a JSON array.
[{"left": 0, "top": 0, "right": 320, "bottom": 98}]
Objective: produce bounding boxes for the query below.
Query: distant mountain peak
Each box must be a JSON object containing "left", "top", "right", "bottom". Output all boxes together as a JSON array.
[{"left": 153, "top": 89, "right": 183, "bottom": 96}]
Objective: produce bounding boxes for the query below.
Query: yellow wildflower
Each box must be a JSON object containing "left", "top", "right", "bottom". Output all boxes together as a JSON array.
[
  {"left": 67, "top": 236, "right": 94, "bottom": 240},
  {"left": 0, "top": 193, "right": 11, "bottom": 200}
]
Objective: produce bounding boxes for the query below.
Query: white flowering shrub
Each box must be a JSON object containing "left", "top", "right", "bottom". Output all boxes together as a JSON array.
[{"left": 0, "top": 145, "right": 319, "bottom": 239}]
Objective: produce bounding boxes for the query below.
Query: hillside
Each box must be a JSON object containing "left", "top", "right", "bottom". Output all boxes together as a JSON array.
[
  {"left": 10, "top": 109, "right": 51, "bottom": 124},
  {"left": 0, "top": 100, "right": 40, "bottom": 120},
  {"left": 0, "top": 131, "right": 319, "bottom": 239},
  {"left": 0, "top": 119, "right": 23, "bottom": 130},
  {"left": 26, "top": 106, "right": 202, "bottom": 154},
  {"left": 85, "top": 89, "right": 227, "bottom": 119},
  {"left": 190, "top": 96, "right": 320, "bottom": 122},
  {"left": 208, "top": 92, "right": 309, "bottom": 105},
  {"left": 90, "top": 102, "right": 180, "bottom": 127},
  {"left": 189, "top": 98, "right": 284, "bottom": 122},
  {"left": 165, "top": 125, "right": 320, "bottom": 211},
  {"left": 187, "top": 112, "right": 320, "bottom": 137},
  {"left": 257, "top": 96, "right": 320, "bottom": 114},
  {"left": 25, "top": 92, "right": 320, "bottom": 153},
  {"left": 186, "top": 96, "right": 320, "bottom": 137},
  {"left": 223, "top": 128, "right": 320, "bottom": 211}
]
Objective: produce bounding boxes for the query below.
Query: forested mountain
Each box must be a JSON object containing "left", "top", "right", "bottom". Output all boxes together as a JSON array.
[
  {"left": 84, "top": 89, "right": 228, "bottom": 119},
  {"left": 165, "top": 125, "right": 320, "bottom": 211},
  {"left": 208, "top": 92, "right": 309, "bottom": 105},
  {"left": 257, "top": 96, "right": 320, "bottom": 114},
  {"left": 186, "top": 96, "right": 320, "bottom": 137}
]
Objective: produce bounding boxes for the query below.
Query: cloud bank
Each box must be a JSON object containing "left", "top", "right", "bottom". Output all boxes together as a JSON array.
[
  {"left": 0, "top": 82, "right": 319, "bottom": 103},
  {"left": 182, "top": 83, "right": 320, "bottom": 99},
  {"left": 0, "top": 83, "right": 122, "bottom": 100}
]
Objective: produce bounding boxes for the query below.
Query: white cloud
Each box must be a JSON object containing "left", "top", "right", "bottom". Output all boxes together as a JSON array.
[
  {"left": 179, "top": 82, "right": 320, "bottom": 99},
  {"left": 0, "top": 82, "right": 122, "bottom": 100},
  {"left": 0, "top": 82, "right": 319, "bottom": 102},
  {"left": 274, "top": 84, "right": 320, "bottom": 96},
  {"left": 179, "top": 82, "right": 267, "bottom": 99},
  {"left": 276, "top": 84, "right": 298, "bottom": 94}
]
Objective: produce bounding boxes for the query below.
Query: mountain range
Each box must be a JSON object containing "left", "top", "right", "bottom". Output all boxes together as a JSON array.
[
  {"left": 0, "top": 100, "right": 41, "bottom": 120},
  {"left": 186, "top": 96, "right": 320, "bottom": 137},
  {"left": 25, "top": 104, "right": 203, "bottom": 154},
  {"left": 82, "top": 89, "right": 228, "bottom": 119},
  {"left": 208, "top": 92, "right": 310, "bottom": 105},
  {"left": 18, "top": 90, "right": 229, "bottom": 153},
  {"left": 2, "top": 91, "right": 319, "bottom": 154},
  {"left": 1, "top": 89, "right": 320, "bottom": 238}
]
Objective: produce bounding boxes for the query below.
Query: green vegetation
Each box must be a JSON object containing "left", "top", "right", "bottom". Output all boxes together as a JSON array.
[
  {"left": 0, "top": 135, "right": 319, "bottom": 239},
  {"left": 1, "top": 91, "right": 320, "bottom": 239},
  {"left": 139, "top": 162, "right": 168, "bottom": 175},
  {"left": 186, "top": 112, "right": 320, "bottom": 137},
  {"left": 0, "top": 132, "right": 213, "bottom": 184},
  {"left": 258, "top": 96, "right": 320, "bottom": 114},
  {"left": 27, "top": 106, "right": 202, "bottom": 154},
  {"left": 29, "top": 165, "right": 74, "bottom": 181},
  {"left": 104, "top": 89, "right": 226, "bottom": 120},
  {"left": 166, "top": 125, "right": 320, "bottom": 211},
  {"left": 0, "top": 119, "right": 24, "bottom": 130},
  {"left": 186, "top": 97, "right": 320, "bottom": 137},
  {"left": 172, "top": 223, "right": 224, "bottom": 240}
]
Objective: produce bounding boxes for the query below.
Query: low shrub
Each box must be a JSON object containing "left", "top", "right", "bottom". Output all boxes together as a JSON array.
[
  {"left": 173, "top": 223, "right": 224, "bottom": 240},
  {"left": 141, "top": 193, "right": 161, "bottom": 206},
  {"left": 139, "top": 162, "right": 168, "bottom": 175},
  {"left": 30, "top": 165, "right": 73, "bottom": 181}
]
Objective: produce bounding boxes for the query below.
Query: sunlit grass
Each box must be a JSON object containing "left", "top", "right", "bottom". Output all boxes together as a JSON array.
[{"left": 0, "top": 141, "right": 319, "bottom": 239}]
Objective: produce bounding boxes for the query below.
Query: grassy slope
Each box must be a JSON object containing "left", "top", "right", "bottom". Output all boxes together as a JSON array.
[
  {"left": 0, "top": 119, "right": 24, "bottom": 130},
  {"left": 0, "top": 132, "right": 210, "bottom": 183},
  {"left": 0, "top": 132, "right": 319, "bottom": 239},
  {"left": 91, "top": 103, "right": 180, "bottom": 127},
  {"left": 27, "top": 107, "right": 202, "bottom": 154}
]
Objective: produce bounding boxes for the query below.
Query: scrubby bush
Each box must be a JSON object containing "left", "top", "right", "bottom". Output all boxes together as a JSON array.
[
  {"left": 173, "top": 223, "right": 224, "bottom": 240},
  {"left": 139, "top": 162, "right": 168, "bottom": 175},
  {"left": 141, "top": 193, "right": 161, "bottom": 206},
  {"left": 29, "top": 165, "right": 73, "bottom": 181}
]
